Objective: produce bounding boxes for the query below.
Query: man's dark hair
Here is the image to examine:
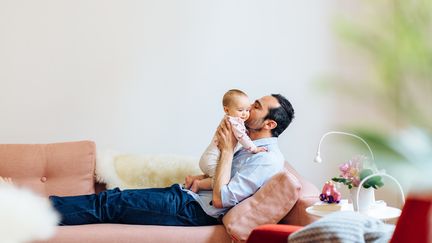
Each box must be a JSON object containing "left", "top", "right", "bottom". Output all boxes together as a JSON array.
[{"left": 264, "top": 94, "right": 295, "bottom": 137}]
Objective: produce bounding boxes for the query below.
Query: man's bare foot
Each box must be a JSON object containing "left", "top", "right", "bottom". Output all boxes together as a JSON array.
[
  {"left": 190, "top": 179, "right": 201, "bottom": 193},
  {"left": 0, "top": 177, "right": 13, "bottom": 185}
]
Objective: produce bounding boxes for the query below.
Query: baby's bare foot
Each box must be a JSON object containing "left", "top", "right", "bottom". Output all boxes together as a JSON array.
[
  {"left": 191, "top": 179, "right": 201, "bottom": 193},
  {"left": 185, "top": 175, "right": 195, "bottom": 189}
]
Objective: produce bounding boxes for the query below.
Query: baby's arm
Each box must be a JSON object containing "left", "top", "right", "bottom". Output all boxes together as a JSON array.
[
  {"left": 237, "top": 134, "right": 267, "bottom": 153},
  {"left": 230, "top": 120, "right": 267, "bottom": 153}
]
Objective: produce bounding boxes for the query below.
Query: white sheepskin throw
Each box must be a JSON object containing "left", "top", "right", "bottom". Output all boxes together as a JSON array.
[
  {"left": 0, "top": 183, "right": 59, "bottom": 243},
  {"left": 96, "top": 150, "right": 202, "bottom": 189}
]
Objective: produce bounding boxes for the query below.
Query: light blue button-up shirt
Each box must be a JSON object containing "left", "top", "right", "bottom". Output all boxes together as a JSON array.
[{"left": 185, "top": 137, "right": 284, "bottom": 218}]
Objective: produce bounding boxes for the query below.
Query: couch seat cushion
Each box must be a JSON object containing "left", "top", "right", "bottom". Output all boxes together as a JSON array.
[{"left": 37, "top": 224, "right": 231, "bottom": 243}]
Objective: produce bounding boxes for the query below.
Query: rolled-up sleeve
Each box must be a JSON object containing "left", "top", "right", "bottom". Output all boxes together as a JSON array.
[{"left": 220, "top": 154, "right": 277, "bottom": 208}]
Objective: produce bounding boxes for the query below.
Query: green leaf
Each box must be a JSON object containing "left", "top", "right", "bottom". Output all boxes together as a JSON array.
[
  {"left": 332, "top": 177, "right": 349, "bottom": 184},
  {"left": 360, "top": 169, "right": 374, "bottom": 180}
]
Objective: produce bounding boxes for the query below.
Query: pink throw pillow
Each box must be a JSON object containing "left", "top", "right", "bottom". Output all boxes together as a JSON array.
[{"left": 222, "top": 168, "right": 302, "bottom": 242}]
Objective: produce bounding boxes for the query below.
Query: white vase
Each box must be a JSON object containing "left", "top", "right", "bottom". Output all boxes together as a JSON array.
[{"left": 350, "top": 187, "right": 375, "bottom": 213}]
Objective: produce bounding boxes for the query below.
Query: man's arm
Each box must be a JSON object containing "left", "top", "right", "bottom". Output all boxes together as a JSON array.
[{"left": 212, "top": 118, "right": 237, "bottom": 208}]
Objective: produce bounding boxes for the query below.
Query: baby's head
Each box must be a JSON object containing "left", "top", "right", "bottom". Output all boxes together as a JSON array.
[{"left": 222, "top": 89, "right": 251, "bottom": 121}]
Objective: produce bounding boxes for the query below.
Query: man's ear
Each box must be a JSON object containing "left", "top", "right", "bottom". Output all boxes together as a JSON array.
[{"left": 264, "top": 120, "right": 277, "bottom": 130}]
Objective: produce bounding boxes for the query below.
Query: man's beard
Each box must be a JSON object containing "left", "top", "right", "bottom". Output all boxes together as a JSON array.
[{"left": 245, "top": 119, "right": 265, "bottom": 133}]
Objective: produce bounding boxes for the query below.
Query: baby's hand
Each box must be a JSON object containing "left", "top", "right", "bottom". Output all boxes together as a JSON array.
[{"left": 252, "top": 147, "right": 268, "bottom": 154}]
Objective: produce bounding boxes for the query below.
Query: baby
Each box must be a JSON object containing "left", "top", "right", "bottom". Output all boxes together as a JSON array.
[{"left": 185, "top": 89, "right": 267, "bottom": 193}]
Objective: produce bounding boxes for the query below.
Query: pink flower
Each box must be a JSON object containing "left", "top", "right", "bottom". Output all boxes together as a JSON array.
[
  {"left": 332, "top": 155, "right": 379, "bottom": 190},
  {"left": 339, "top": 161, "right": 358, "bottom": 178},
  {"left": 337, "top": 155, "right": 367, "bottom": 186},
  {"left": 339, "top": 163, "right": 350, "bottom": 175}
]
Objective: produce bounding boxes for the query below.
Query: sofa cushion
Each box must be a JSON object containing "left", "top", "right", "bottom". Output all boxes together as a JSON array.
[
  {"left": 0, "top": 141, "right": 96, "bottom": 197},
  {"left": 222, "top": 167, "right": 301, "bottom": 242}
]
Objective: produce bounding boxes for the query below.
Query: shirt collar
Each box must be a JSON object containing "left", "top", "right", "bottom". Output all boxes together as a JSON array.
[{"left": 252, "top": 137, "right": 278, "bottom": 147}]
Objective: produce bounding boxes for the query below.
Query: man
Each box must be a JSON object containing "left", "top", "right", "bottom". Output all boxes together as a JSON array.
[{"left": 49, "top": 94, "right": 295, "bottom": 226}]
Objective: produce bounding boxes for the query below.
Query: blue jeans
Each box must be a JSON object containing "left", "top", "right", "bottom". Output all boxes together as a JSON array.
[{"left": 49, "top": 184, "right": 219, "bottom": 226}]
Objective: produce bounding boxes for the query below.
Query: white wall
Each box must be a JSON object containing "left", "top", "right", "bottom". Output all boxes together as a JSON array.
[{"left": 0, "top": 0, "right": 334, "bottom": 187}]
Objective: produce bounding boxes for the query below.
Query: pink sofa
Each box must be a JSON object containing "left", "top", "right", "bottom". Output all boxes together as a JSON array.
[{"left": 0, "top": 141, "right": 319, "bottom": 243}]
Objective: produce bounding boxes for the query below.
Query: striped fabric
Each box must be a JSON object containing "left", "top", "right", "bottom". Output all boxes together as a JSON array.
[{"left": 288, "top": 211, "right": 395, "bottom": 243}]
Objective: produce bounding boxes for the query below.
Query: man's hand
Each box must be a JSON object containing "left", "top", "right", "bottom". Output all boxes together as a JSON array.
[{"left": 216, "top": 117, "right": 237, "bottom": 153}]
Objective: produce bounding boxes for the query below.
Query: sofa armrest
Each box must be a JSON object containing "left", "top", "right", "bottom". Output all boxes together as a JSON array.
[
  {"left": 246, "top": 224, "right": 303, "bottom": 243},
  {"left": 281, "top": 162, "right": 320, "bottom": 226},
  {"left": 280, "top": 195, "right": 319, "bottom": 226}
]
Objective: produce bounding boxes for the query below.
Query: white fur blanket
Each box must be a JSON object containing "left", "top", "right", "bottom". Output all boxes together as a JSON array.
[
  {"left": 96, "top": 150, "right": 202, "bottom": 189},
  {"left": 0, "top": 182, "right": 59, "bottom": 243}
]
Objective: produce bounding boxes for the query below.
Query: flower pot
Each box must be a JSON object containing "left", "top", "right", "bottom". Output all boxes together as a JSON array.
[{"left": 350, "top": 187, "right": 375, "bottom": 213}]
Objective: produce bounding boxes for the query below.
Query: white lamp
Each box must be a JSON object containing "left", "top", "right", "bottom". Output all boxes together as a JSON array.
[
  {"left": 314, "top": 131, "right": 405, "bottom": 212},
  {"left": 314, "top": 131, "right": 375, "bottom": 163}
]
